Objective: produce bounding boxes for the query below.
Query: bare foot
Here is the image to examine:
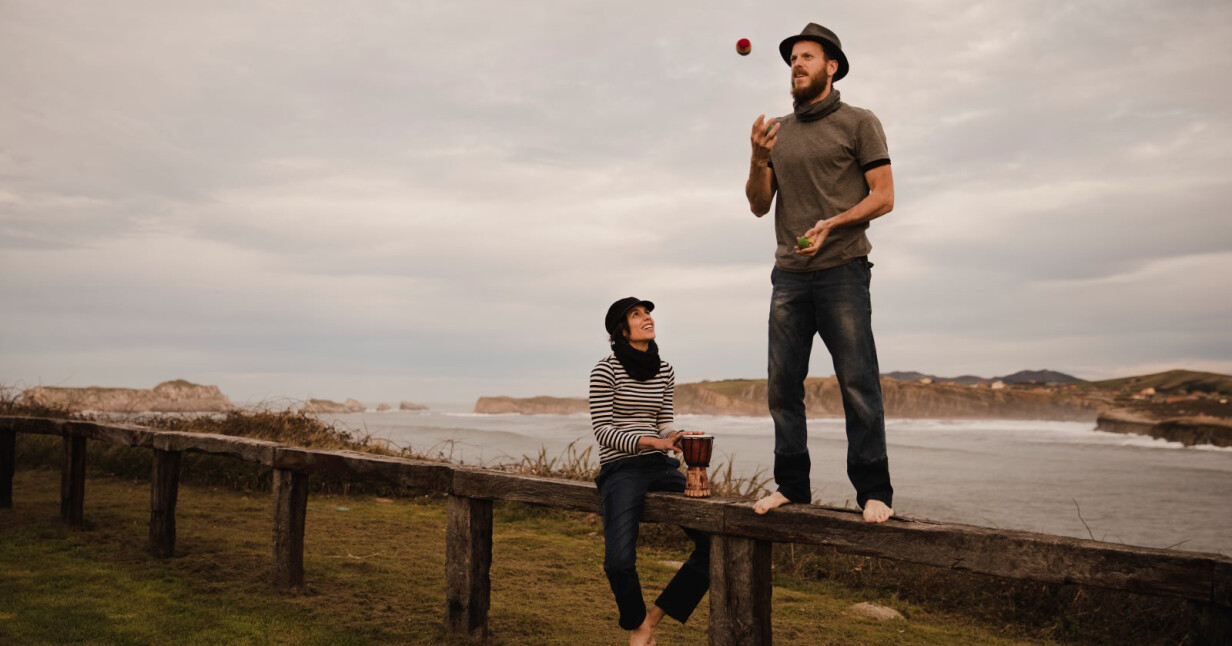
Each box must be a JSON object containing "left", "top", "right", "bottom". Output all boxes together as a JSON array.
[
  {"left": 629, "top": 617, "right": 655, "bottom": 646},
  {"left": 647, "top": 604, "right": 666, "bottom": 628},
  {"left": 863, "top": 499, "right": 894, "bottom": 523},
  {"left": 754, "top": 491, "right": 792, "bottom": 515}
]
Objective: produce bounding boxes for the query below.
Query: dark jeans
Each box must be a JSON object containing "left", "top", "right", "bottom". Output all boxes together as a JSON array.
[
  {"left": 768, "top": 257, "right": 893, "bottom": 509},
  {"left": 595, "top": 453, "right": 710, "bottom": 630}
]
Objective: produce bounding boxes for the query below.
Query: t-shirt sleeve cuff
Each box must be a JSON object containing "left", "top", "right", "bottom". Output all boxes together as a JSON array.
[{"left": 860, "top": 158, "right": 891, "bottom": 172}]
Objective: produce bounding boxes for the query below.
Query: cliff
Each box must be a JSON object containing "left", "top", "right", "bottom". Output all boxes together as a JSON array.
[
  {"left": 474, "top": 396, "right": 589, "bottom": 415},
  {"left": 1096, "top": 407, "right": 1232, "bottom": 447},
  {"left": 675, "top": 378, "right": 1099, "bottom": 420},
  {"left": 473, "top": 378, "right": 1099, "bottom": 421},
  {"left": 21, "top": 380, "right": 233, "bottom": 413},
  {"left": 301, "top": 398, "right": 365, "bottom": 414}
]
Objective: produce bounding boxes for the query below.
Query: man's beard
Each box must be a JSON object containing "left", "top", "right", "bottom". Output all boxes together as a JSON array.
[{"left": 791, "top": 66, "right": 830, "bottom": 104}]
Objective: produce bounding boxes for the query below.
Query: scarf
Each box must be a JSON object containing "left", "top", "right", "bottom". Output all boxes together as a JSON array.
[
  {"left": 612, "top": 338, "right": 662, "bottom": 381},
  {"left": 794, "top": 87, "right": 843, "bottom": 123}
]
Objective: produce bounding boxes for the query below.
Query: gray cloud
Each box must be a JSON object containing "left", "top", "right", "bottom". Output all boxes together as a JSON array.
[{"left": 2, "top": 0, "right": 1230, "bottom": 403}]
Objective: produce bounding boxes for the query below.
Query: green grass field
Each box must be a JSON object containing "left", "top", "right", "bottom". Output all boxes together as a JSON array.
[{"left": 1, "top": 467, "right": 1063, "bottom": 646}]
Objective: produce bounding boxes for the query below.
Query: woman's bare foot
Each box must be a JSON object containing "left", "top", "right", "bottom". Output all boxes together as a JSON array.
[
  {"left": 863, "top": 499, "right": 894, "bottom": 523},
  {"left": 647, "top": 604, "right": 666, "bottom": 628},
  {"left": 629, "top": 618, "right": 655, "bottom": 646},
  {"left": 754, "top": 491, "right": 792, "bottom": 515}
]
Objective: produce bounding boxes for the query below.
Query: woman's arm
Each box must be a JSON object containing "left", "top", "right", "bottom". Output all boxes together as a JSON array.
[
  {"left": 589, "top": 361, "right": 643, "bottom": 455},
  {"left": 657, "top": 366, "right": 679, "bottom": 439}
]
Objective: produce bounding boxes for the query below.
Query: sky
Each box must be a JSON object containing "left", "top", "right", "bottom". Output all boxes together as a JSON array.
[{"left": 2, "top": 0, "right": 1230, "bottom": 405}]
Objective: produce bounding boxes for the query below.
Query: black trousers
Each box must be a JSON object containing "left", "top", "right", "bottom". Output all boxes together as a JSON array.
[
  {"left": 595, "top": 453, "right": 710, "bottom": 630},
  {"left": 768, "top": 258, "right": 893, "bottom": 508}
]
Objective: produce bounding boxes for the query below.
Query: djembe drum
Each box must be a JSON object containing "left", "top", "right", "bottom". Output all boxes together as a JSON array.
[{"left": 677, "top": 434, "right": 715, "bottom": 498}]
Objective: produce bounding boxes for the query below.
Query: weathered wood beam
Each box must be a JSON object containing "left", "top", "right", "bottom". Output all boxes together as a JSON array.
[
  {"left": 148, "top": 449, "right": 182, "bottom": 558},
  {"left": 68, "top": 420, "right": 157, "bottom": 447},
  {"left": 153, "top": 431, "right": 280, "bottom": 465},
  {"left": 445, "top": 494, "right": 493, "bottom": 642},
  {"left": 451, "top": 467, "right": 597, "bottom": 511},
  {"left": 272, "top": 468, "right": 309, "bottom": 590},
  {"left": 708, "top": 534, "right": 772, "bottom": 646},
  {"left": 60, "top": 435, "right": 86, "bottom": 528},
  {"left": 273, "top": 448, "right": 452, "bottom": 491},
  {"left": 0, "top": 427, "right": 14, "bottom": 508},
  {"left": 0, "top": 415, "right": 67, "bottom": 436},
  {"left": 721, "top": 501, "right": 1231, "bottom": 605}
]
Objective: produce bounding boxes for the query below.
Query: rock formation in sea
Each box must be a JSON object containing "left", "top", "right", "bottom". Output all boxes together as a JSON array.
[
  {"left": 301, "top": 398, "right": 366, "bottom": 414},
  {"left": 1096, "top": 407, "right": 1232, "bottom": 447},
  {"left": 398, "top": 401, "right": 428, "bottom": 411},
  {"left": 376, "top": 403, "right": 392, "bottom": 412},
  {"left": 20, "top": 380, "right": 233, "bottom": 413}
]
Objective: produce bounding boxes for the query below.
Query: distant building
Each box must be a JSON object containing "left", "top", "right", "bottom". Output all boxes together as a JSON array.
[
  {"left": 991, "top": 380, "right": 1006, "bottom": 390},
  {"left": 1138, "top": 387, "right": 1157, "bottom": 396},
  {"left": 919, "top": 377, "right": 934, "bottom": 385}
]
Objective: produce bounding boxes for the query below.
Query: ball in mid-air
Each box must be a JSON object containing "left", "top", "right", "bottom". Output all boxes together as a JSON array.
[{"left": 736, "top": 38, "right": 751, "bottom": 56}]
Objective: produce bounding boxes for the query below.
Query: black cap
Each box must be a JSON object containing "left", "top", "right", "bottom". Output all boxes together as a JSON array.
[
  {"left": 779, "top": 23, "right": 849, "bottom": 82},
  {"left": 605, "top": 297, "right": 655, "bottom": 335}
]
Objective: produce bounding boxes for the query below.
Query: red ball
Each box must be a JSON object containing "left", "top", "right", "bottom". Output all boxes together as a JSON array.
[{"left": 736, "top": 38, "right": 751, "bottom": 56}]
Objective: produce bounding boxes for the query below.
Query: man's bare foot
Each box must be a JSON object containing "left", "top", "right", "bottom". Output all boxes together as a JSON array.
[
  {"left": 754, "top": 491, "right": 792, "bottom": 515},
  {"left": 863, "top": 499, "right": 894, "bottom": 523}
]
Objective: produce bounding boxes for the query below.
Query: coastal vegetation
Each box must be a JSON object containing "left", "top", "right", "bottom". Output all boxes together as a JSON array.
[{"left": 0, "top": 392, "right": 1202, "bottom": 644}]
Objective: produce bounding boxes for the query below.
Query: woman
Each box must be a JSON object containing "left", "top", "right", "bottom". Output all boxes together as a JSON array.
[{"left": 589, "top": 296, "right": 710, "bottom": 646}]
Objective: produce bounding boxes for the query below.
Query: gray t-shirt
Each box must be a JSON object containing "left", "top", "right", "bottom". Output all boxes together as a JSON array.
[{"left": 768, "top": 103, "right": 890, "bottom": 272}]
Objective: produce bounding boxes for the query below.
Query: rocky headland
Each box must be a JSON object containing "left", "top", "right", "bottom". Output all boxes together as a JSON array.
[
  {"left": 1096, "top": 407, "right": 1232, "bottom": 447},
  {"left": 472, "top": 378, "right": 1099, "bottom": 421},
  {"left": 20, "top": 380, "right": 233, "bottom": 413},
  {"left": 301, "top": 398, "right": 365, "bottom": 414},
  {"left": 399, "top": 401, "right": 428, "bottom": 411},
  {"left": 474, "top": 396, "right": 589, "bottom": 415}
]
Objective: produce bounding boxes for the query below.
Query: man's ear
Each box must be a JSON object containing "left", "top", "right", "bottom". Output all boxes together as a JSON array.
[{"left": 828, "top": 58, "right": 839, "bottom": 77}]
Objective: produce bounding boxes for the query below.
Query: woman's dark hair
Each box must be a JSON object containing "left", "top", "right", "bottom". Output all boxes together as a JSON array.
[{"left": 609, "top": 317, "right": 630, "bottom": 346}]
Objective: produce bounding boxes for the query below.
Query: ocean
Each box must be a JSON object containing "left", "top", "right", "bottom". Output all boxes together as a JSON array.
[{"left": 317, "top": 405, "right": 1232, "bottom": 556}]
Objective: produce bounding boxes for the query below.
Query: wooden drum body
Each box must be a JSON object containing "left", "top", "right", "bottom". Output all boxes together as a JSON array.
[{"left": 677, "top": 434, "right": 714, "bottom": 498}]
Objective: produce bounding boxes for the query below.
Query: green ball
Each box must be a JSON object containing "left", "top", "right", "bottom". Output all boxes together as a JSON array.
[{"left": 797, "top": 236, "right": 812, "bottom": 248}]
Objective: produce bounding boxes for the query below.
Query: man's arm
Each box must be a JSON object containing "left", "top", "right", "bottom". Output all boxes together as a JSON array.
[
  {"left": 796, "top": 164, "right": 894, "bottom": 256},
  {"left": 746, "top": 115, "right": 779, "bottom": 217}
]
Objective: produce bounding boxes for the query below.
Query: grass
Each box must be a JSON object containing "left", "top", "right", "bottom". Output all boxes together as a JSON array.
[
  {"left": 2, "top": 467, "right": 1067, "bottom": 646},
  {"left": 0, "top": 395, "right": 1199, "bottom": 645}
]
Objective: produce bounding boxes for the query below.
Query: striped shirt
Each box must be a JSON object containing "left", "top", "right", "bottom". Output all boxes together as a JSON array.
[{"left": 589, "top": 354, "right": 678, "bottom": 466}]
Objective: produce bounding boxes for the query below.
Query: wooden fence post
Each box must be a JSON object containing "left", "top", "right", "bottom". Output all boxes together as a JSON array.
[
  {"left": 60, "top": 435, "right": 86, "bottom": 528},
  {"left": 445, "top": 494, "right": 493, "bottom": 642},
  {"left": 1193, "top": 602, "right": 1232, "bottom": 646},
  {"left": 272, "top": 468, "right": 308, "bottom": 590},
  {"left": 0, "top": 428, "right": 14, "bottom": 508},
  {"left": 708, "top": 534, "right": 772, "bottom": 646},
  {"left": 148, "top": 449, "right": 182, "bottom": 558}
]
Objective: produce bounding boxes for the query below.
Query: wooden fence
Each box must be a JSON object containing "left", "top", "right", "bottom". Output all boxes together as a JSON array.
[{"left": 1, "top": 415, "right": 1229, "bottom": 645}]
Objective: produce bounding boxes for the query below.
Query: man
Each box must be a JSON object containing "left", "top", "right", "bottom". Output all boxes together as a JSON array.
[{"left": 744, "top": 23, "right": 895, "bottom": 523}]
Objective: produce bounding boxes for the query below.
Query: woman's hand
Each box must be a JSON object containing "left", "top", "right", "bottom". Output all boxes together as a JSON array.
[{"left": 639, "top": 436, "right": 682, "bottom": 453}]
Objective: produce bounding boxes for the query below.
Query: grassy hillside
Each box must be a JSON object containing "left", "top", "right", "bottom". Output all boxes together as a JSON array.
[{"left": 1087, "top": 370, "right": 1232, "bottom": 395}]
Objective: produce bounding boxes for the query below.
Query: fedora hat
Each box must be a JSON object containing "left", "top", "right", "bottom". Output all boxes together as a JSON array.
[{"left": 779, "top": 23, "right": 849, "bottom": 82}]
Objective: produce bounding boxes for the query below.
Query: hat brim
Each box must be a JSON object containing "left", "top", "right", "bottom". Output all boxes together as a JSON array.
[{"left": 778, "top": 35, "right": 849, "bottom": 82}]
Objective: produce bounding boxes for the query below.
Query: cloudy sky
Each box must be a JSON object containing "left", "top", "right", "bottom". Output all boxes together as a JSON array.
[{"left": 2, "top": 1, "right": 1230, "bottom": 404}]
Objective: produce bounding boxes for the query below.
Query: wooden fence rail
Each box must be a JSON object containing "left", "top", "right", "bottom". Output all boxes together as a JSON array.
[{"left": 1, "top": 415, "right": 1228, "bottom": 645}]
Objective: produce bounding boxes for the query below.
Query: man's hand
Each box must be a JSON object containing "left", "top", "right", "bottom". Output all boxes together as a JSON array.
[
  {"left": 795, "top": 220, "right": 834, "bottom": 256},
  {"left": 750, "top": 114, "right": 780, "bottom": 163}
]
